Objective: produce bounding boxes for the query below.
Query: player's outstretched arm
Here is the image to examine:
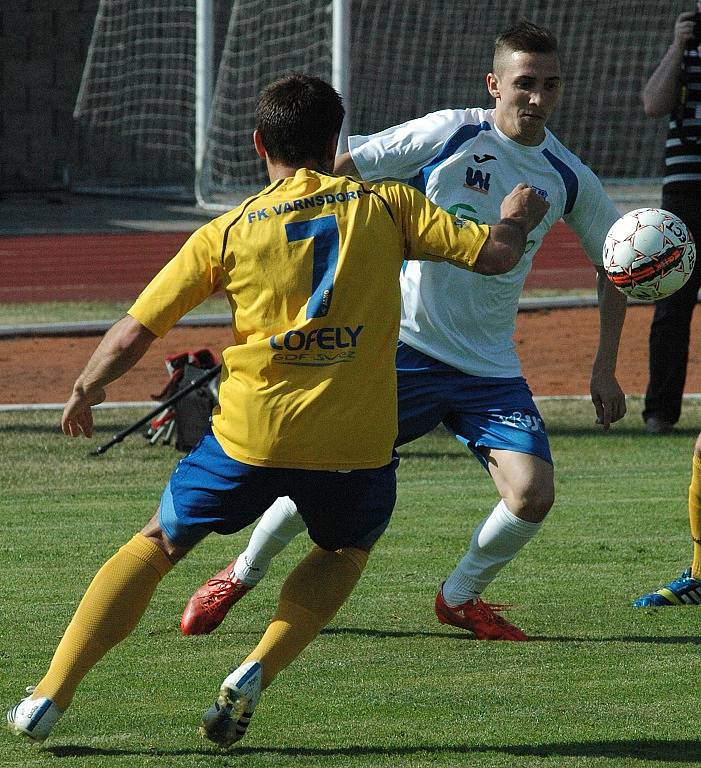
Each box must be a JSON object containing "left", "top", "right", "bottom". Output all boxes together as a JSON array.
[
  {"left": 62, "top": 315, "right": 157, "bottom": 438},
  {"left": 590, "top": 268, "right": 627, "bottom": 430},
  {"left": 474, "top": 183, "right": 549, "bottom": 275}
]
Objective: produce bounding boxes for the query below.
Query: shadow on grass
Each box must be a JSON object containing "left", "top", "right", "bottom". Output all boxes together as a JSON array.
[
  {"left": 47, "top": 737, "right": 701, "bottom": 761},
  {"left": 322, "top": 626, "right": 701, "bottom": 644},
  {"left": 529, "top": 633, "right": 701, "bottom": 645},
  {"left": 0, "top": 424, "right": 63, "bottom": 435},
  {"left": 0, "top": 424, "right": 143, "bottom": 439}
]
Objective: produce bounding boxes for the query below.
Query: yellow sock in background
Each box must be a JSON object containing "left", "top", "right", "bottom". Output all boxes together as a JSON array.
[
  {"left": 244, "top": 546, "right": 368, "bottom": 689},
  {"left": 33, "top": 533, "right": 172, "bottom": 711},
  {"left": 689, "top": 455, "right": 701, "bottom": 580}
]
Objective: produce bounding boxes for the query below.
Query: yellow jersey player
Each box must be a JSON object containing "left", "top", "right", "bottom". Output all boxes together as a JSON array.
[{"left": 7, "top": 73, "right": 547, "bottom": 748}]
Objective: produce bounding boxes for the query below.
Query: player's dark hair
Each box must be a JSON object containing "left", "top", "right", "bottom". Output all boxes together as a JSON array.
[
  {"left": 493, "top": 20, "right": 558, "bottom": 71},
  {"left": 255, "top": 73, "right": 345, "bottom": 166}
]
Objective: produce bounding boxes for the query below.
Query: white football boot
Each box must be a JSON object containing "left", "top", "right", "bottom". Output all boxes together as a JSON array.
[
  {"left": 199, "top": 660, "right": 262, "bottom": 748},
  {"left": 7, "top": 687, "right": 62, "bottom": 743}
]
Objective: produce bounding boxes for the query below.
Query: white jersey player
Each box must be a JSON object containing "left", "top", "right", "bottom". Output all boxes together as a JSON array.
[
  {"left": 180, "top": 20, "right": 627, "bottom": 640},
  {"left": 352, "top": 104, "right": 620, "bottom": 379}
]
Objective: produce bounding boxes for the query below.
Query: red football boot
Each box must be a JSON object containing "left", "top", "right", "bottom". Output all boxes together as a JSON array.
[
  {"left": 435, "top": 587, "right": 528, "bottom": 641},
  {"left": 181, "top": 559, "right": 254, "bottom": 635}
]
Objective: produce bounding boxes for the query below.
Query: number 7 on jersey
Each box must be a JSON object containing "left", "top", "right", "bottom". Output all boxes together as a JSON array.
[{"left": 285, "top": 214, "right": 339, "bottom": 318}]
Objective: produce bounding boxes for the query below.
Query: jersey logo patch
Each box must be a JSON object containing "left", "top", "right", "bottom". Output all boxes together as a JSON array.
[
  {"left": 496, "top": 411, "right": 544, "bottom": 433},
  {"left": 473, "top": 153, "right": 496, "bottom": 164},
  {"left": 447, "top": 203, "right": 480, "bottom": 225},
  {"left": 463, "top": 167, "right": 491, "bottom": 194},
  {"left": 269, "top": 325, "right": 364, "bottom": 367}
]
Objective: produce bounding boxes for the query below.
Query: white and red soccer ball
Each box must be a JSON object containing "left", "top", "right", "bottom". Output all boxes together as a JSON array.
[{"left": 603, "top": 208, "right": 696, "bottom": 301}]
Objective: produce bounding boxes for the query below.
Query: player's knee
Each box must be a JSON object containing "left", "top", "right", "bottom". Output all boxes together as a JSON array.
[
  {"left": 532, "top": 484, "right": 555, "bottom": 517},
  {"left": 505, "top": 481, "right": 554, "bottom": 522},
  {"left": 140, "top": 513, "right": 190, "bottom": 563}
]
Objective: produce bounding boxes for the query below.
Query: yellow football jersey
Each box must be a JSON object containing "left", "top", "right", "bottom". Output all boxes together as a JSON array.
[{"left": 129, "top": 169, "right": 488, "bottom": 470}]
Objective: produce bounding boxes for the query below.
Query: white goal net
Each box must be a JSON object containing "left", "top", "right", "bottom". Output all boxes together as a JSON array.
[
  {"left": 74, "top": 0, "right": 690, "bottom": 205},
  {"left": 74, "top": 0, "right": 198, "bottom": 166}
]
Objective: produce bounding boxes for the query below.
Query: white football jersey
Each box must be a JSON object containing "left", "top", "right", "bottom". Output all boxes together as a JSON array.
[{"left": 349, "top": 107, "right": 620, "bottom": 377}]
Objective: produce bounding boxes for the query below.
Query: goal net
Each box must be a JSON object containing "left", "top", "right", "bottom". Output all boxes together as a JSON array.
[
  {"left": 74, "top": 0, "right": 198, "bottom": 173},
  {"left": 344, "top": 0, "right": 679, "bottom": 182},
  {"left": 74, "top": 0, "right": 688, "bottom": 205}
]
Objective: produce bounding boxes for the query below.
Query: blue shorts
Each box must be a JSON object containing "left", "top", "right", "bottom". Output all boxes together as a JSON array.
[
  {"left": 159, "top": 431, "right": 398, "bottom": 550},
  {"left": 395, "top": 342, "right": 552, "bottom": 469}
]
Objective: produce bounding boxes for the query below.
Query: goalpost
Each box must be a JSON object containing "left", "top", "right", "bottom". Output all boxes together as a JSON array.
[
  {"left": 195, "top": 0, "right": 214, "bottom": 187},
  {"left": 73, "top": 1, "right": 684, "bottom": 207}
]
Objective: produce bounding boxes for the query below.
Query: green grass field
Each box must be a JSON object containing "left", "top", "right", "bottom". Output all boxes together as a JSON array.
[{"left": 1, "top": 399, "right": 700, "bottom": 768}]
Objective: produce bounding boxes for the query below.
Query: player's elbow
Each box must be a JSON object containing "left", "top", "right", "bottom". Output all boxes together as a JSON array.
[
  {"left": 109, "top": 315, "right": 158, "bottom": 357},
  {"left": 641, "top": 91, "right": 670, "bottom": 119},
  {"left": 643, "top": 102, "right": 667, "bottom": 119},
  {"left": 334, "top": 152, "right": 359, "bottom": 177}
]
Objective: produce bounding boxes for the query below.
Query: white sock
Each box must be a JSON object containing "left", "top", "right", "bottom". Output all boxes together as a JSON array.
[
  {"left": 441, "top": 499, "right": 542, "bottom": 606},
  {"left": 233, "top": 497, "right": 306, "bottom": 585}
]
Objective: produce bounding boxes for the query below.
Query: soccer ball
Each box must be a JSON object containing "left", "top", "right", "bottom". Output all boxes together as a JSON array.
[{"left": 603, "top": 208, "right": 696, "bottom": 301}]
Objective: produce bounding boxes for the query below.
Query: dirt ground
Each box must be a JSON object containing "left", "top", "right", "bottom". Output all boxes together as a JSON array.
[{"left": 4, "top": 304, "right": 701, "bottom": 406}]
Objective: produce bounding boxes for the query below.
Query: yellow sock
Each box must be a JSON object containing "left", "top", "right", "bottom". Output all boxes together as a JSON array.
[
  {"left": 33, "top": 533, "right": 172, "bottom": 711},
  {"left": 243, "top": 546, "right": 368, "bottom": 689},
  {"left": 689, "top": 455, "right": 701, "bottom": 580}
]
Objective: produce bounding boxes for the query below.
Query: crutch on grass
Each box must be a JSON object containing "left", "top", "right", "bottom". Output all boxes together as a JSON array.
[{"left": 89, "top": 364, "right": 222, "bottom": 456}]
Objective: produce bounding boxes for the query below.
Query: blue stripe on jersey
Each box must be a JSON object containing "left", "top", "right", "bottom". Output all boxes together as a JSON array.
[
  {"left": 409, "top": 122, "right": 491, "bottom": 194},
  {"left": 542, "top": 148, "right": 578, "bottom": 215}
]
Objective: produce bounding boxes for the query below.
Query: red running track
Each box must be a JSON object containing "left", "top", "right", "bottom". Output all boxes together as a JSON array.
[{"left": 0, "top": 221, "right": 594, "bottom": 303}]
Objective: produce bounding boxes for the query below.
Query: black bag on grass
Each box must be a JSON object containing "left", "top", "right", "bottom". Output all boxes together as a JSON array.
[
  {"left": 147, "top": 349, "right": 219, "bottom": 451},
  {"left": 172, "top": 362, "right": 218, "bottom": 451}
]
